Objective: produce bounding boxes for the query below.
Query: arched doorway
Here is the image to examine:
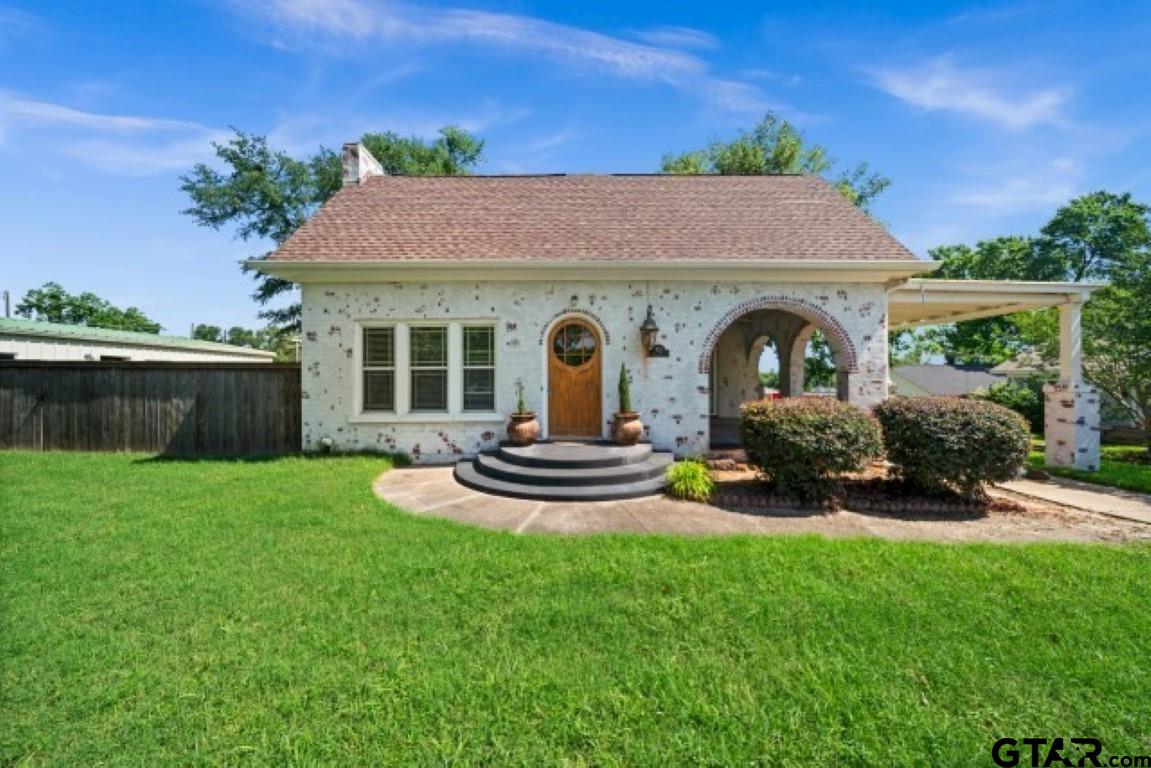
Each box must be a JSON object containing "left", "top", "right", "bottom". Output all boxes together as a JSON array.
[
  {"left": 548, "top": 319, "right": 602, "bottom": 437},
  {"left": 701, "top": 300, "right": 858, "bottom": 449}
]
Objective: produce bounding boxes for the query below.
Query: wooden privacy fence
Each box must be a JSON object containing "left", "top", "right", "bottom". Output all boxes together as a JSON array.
[{"left": 0, "top": 362, "right": 301, "bottom": 455}]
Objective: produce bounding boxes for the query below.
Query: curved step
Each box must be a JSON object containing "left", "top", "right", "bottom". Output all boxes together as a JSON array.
[
  {"left": 475, "top": 452, "right": 672, "bottom": 487},
  {"left": 454, "top": 460, "right": 667, "bottom": 501},
  {"left": 497, "top": 441, "right": 652, "bottom": 470}
]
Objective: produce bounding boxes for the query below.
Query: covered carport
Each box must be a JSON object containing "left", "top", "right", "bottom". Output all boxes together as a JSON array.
[{"left": 888, "top": 279, "right": 1104, "bottom": 471}]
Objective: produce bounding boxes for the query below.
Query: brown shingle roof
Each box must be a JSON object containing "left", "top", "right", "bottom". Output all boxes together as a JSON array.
[{"left": 267, "top": 174, "right": 919, "bottom": 263}]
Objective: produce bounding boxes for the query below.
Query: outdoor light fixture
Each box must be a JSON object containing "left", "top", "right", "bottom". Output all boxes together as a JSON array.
[{"left": 640, "top": 304, "right": 669, "bottom": 357}]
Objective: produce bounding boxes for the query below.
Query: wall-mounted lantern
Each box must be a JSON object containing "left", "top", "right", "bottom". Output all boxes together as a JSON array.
[{"left": 640, "top": 304, "right": 669, "bottom": 358}]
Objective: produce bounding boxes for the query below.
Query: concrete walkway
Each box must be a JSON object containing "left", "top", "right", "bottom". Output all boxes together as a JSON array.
[
  {"left": 373, "top": 466, "right": 1151, "bottom": 543},
  {"left": 997, "top": 476, "right": 1151, "bottom": 525}
]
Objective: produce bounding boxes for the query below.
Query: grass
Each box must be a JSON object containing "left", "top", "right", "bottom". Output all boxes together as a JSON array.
[
  {"left": 1030, "top": 442, "right": 1151, "bottom": 494},
  {"left": 2, "top": 453, "right": 1150, "bottom": 765}
]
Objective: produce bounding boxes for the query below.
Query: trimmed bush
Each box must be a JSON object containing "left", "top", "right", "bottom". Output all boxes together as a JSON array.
[
  {"left": 740, "top": 398, "right": 884, "bottom": 502},
  {"left": 874, "top": 397, "right": 1030, "bottom": 498},
  {"left": 666, "top": 459, "right": 715, "bottom": 502}
]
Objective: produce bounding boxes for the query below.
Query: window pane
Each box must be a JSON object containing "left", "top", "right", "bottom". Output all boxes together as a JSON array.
[
  {"left": 463, "top": 368, "right": 495, "bottom": 411},
  {"left": 363, "top": 327, "right": 394, "bottom": 366},
  {"left": 464, "top": 327, "right": 494, "bottom": 366},
  {"left": 363, "top": 370, "right": 394, "bottom": 411},
  {"left": 411, "top": 370, "right": 448, "bottom": 411},
  {"left": 411, "top": 327, "right": 447, "bottom": 365}
]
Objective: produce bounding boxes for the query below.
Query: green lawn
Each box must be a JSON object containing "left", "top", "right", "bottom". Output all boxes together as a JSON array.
[
  {"left": 1030, "top": 443, "right": 1151, "bottom": 494},
  {"left": 2, "top": 453, "right": 1149, "bottom": 765}
]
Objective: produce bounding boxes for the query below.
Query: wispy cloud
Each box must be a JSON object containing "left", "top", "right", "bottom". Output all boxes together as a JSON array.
[
  {"left": 0, "top": 93, "right": 205, "bottom": 132},
  {"left": 0, "top": 5, "right": 43, "bottom": 48},
  {"left": 266, "top": 99, "right": 532, "bottom": 157},
  {"left": 949, "top": 157, "right": 1081, "bottom": 212},
  {"left": 230, "top": 0, "right": 773, "bottom": 114},
  {"left": 868, "top": 55, "right": 1069, "bottom": 129},
  {"left": 630, "top": 25, "right": 718, "bottom": 50},
  {"left": 0, "top": 91, "right": 222, "bottom": 174}
]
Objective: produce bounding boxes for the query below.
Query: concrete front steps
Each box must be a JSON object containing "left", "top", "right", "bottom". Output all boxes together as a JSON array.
[{"left": 454, "top": 441, "right": 673, "bottom": 501}]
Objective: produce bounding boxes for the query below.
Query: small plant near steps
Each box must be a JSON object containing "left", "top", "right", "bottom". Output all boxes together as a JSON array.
[{"left": 666, "top": 458, "right": 715, "bottom": 502}]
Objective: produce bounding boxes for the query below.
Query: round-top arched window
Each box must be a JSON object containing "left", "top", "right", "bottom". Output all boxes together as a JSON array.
[{"left": 552, "top": 323, "right": 598, "bottom": 367}]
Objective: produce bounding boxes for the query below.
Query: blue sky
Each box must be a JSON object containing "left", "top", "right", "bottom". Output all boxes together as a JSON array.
[{"left": 2, "top": 0, "right": 1148, "bottom": 335}]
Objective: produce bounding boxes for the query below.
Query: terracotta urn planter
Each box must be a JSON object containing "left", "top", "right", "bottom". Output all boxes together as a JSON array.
[
  {"left": 506, "top": 412, "right": 540, "bottom": 446},
  {"left": 611, "top": 411, "right": 644, "bottom": 446}
]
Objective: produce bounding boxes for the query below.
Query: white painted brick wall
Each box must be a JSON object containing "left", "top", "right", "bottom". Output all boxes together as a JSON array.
[{"left": 301, "top": 280, "right": 889, "bottom": 463}]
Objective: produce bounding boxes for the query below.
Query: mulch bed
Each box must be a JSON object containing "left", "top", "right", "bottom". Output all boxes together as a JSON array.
[{"left": 708, "top": 460, "right": 1028, "bottom": 516}]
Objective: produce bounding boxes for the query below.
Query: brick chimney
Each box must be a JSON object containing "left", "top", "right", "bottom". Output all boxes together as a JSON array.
[{"left": 341, "top": 142, "right": 384, "bottom": 186}]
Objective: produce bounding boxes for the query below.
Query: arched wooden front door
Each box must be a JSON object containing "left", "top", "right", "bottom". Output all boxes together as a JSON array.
[{"left": 548, "top": 320, "right": 602, "bottom": 437}]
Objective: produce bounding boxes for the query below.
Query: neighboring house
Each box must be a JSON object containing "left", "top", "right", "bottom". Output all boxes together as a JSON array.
[
  {"left": 990, "top": 351, "right": 1052, "bottom": 379},
  {"left": 890, "top": 364, "right": 1004, "bottom": 397},
  {"left": 250, "top": 142, "right": 1104, "bottom": 469},
  {"left": 0, "top": 318, "right": 275, "bottom": 363}
]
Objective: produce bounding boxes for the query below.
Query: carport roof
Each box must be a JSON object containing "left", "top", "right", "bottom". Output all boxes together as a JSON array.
[{"left": 888, "top": 279, "right": 1104, "bottom": 329}]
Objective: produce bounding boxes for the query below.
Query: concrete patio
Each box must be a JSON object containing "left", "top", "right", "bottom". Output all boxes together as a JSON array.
[{"left": 373, "top": 466, "right": 1151, "bottom": 544}]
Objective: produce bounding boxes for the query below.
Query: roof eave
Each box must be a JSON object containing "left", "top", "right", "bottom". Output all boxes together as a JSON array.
[{"left": 248, "top": 258, "right": 939, "bottom": 284}]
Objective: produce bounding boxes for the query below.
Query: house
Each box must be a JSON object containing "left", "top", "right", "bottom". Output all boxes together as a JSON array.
[
  {"left": 0, "top": 318, "right": 275, "bottom": 363},
  {"left": 890, "top": 364, "right": 1004, "bottom": 397},
  {"left": 251, "top": 142, "right": 1104, "bottom": 471}
]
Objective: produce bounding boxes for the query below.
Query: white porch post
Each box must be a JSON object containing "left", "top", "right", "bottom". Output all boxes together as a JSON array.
[
  {"left": 1058, "top": 299, "right": 1083, "bottom": 384},
  {"left": 1043, "top": 298, "right": 1100, "bottom": 470}
]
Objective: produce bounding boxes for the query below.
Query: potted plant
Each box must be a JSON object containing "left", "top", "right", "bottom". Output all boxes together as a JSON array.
[
  {"left": 611, "top": 363, "right": 645, "bottom": 446},
  {"left": 506, "top": 380, "right": 540, "bottom": 446}
]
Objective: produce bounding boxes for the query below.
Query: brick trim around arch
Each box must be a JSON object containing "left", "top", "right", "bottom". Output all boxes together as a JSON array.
[
  {"left": 537, "top": 308, "right": 612, "bottom": 345},
  {"left": 698, "top": 296, "right": 858, "bottom": 374}
]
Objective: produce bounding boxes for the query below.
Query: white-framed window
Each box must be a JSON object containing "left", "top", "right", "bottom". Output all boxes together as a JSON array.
[
  {"left": 355, "top": 321, "right": 499, "bottom": 419},
  {"left": 462, "top": 326, "right": 496, "bottom": 412},
  {"left": 362, "top": 326, "right": 396, "bottom": 412},
  {"left": 409, "top": 326, "right": 449, "bottom": 412}
]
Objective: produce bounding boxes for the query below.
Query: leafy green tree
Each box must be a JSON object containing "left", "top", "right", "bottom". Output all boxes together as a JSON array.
[
  {"left": 928, "top": 191, "right": 1151, "bottom": 454},
  {"left": 192, "top": 322, "right": 300, "bottom": 361},
  {"left": 192, "top": 324, "right": 223, "bottom": 343},
  {"left": 181, "top": 127, "right": 484, "bottom": 331},
  {"left": 888, "top": 328, "right": 941, "bottom": 366},
  {"left": 1041, "top": 191, "right": 1151, "bottom": 281},
  {"left": 15, "top": 282, "right": 162, "bottom": 333},
  {"left": 803, "top": 331, "right": 837, "bottom": 390},
  {"left": 661, "top": 113, "right": 890, "bottom": 211}
]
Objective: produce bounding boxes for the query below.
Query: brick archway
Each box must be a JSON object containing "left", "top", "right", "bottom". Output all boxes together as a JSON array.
[{"left": 698, "top": 295, "right": 859, "bottom": 374}]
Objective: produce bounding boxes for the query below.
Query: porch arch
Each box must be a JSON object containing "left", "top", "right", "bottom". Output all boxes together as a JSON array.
[{"left": 698, "top": 296, "right": 859, "bottom": 375}]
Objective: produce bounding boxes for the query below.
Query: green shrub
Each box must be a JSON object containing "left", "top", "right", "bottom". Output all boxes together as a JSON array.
[
  {"left": 874, "top": 397, "right": 1030, "bottom": 498},
  {"left": 974, "top": 377, "right": 1045, "bottom": 433},
  {"left": 740, "top": 398, "right": 884, "bottom": 502},
  {"left": 665, "top": 459, "right": 715, "bottom": 502}
]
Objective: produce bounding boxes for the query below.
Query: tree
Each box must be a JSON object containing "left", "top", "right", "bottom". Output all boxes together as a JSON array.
[
  {"left": 803, "top": 331, "right": 837, "bottom": 390},
  {"left": 192, "top": 324, "right": 223, "bottom": 342},
  {"left": 192, "top": 322, "right": 300, "bottom": 361},
  {"left": 927, "top": 191, "right": 1151, "bottom": 455},
  {"left": 15, "top": 282, "right": 162, "bottom": 333},
  {"left": 1040, "top": 191, "right": 1151, "bottom": 281},
  {"left": 661, "top": 113, "right": 891, "bottom": 211},
  {"left": 181, "top": 127, "right": 484, "bottom": 331}
]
